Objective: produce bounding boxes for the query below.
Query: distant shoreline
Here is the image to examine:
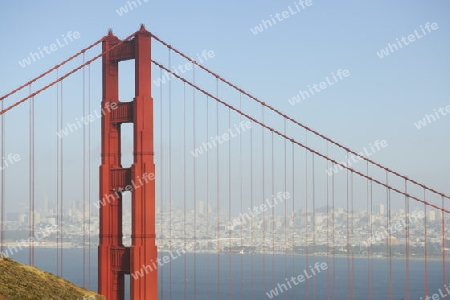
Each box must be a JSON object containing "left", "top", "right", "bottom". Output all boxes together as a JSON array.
[
  {"left": 2, "top": 245, "right": 446, "bottom": 261},
  {"left": 157, "top": 250, "right": 447, "bottom": 261}
]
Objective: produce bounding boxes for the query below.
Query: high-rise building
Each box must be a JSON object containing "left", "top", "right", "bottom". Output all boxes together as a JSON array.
[
  {"left": 429, "top": 210, "right": 436, "bottom": 221},
  {"left": 198, "top": 200, "right": 204, "bottom": 214},
  {"left": 43, "top": 191, "right": 49, "bottom": 217},
  {"left": 373, "top": 204, "right": 385, "bottom": 215}
]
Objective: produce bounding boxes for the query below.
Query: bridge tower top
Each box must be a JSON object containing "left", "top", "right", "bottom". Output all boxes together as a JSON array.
[{"left": 98, "top": 26, "right": 157, "bottom": 300}]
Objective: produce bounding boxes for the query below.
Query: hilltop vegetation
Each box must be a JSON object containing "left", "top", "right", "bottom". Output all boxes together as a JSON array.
[{"left": 0, "top": 257, "right": 104, "bottom": 300}]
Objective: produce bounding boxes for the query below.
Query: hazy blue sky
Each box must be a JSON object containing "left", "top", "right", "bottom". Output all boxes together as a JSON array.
[{"left": 0, "top": 0, "right": 449, "bottom": 212}]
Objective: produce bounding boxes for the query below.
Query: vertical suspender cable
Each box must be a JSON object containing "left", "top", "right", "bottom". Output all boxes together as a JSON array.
[
  {"left": 60, "top": 78, "right": 64, "bottom": 276},
  {"left": 262, "top": 105, "right": 265, "bottom": 293},
  {"left": 271, "top": 130, "right": 275, "bottom": 293},
  {"left": 346, "top": 151, "right": 351, "bottom": 300},
  {"left": 424, "top": 189, "right": 428, "bottom": 297},
  {"left": 312, "top": 153, "right": 316, "bottom": 300},
  {"left": 250, "top": 104, "right": 254, "bottom": 300},
  {"left": 32, "top": 85, "right": 35, "bottom": 266},
  {"left": 442, "top": 195, "right": 446, "bottom": 293},
  {"left": 29, "top": 84, "right": 35, "bottom": 266},
  {"left": 32, "top": 92, "right": 35, "bottom": 267},
  {"left": 88, "top": 63, "right": 91, "bottom": 289},
  {"left": 389, "top": 174, "right": 392, "bottom": 300},
  {"left": 28, "top": 85, "right": 30, "bottom": 265},
  {"left": 292, "top": 140, "right": 295, "bottom": 299},
  {"left": 283, "top": 120, "right": 287, "bottom": 299},
  {"left": 168, "top": 49, "right": 173, "bottom": 300},
  {"left": 326, "top": 144, "right": 330, "bottom": 300},
  {"left": 159, "top": 66, "right": 164, "bottom": 300},
  {"left": 183, "top": 80, "right": 187, "bottom": 300},
  {"left": 385, "top": 172, "right": 389, "bottom": 298},
  {"left": 216, "top": 78, "right": 220, "bottom": 300},
  {"left": 386, "top": 171, "right": 391, "bottom": 300},
  {"left": 82, "top": 52, "right": 86, "bottom": 288},
  {"left": 351, "top": 171, "right": 355, "bottom": 300},
  {"left": 27, "top": 85, "right": 30, "bottom": 265},
  {"left": 206, "top": 95, "right": 210, "bottom": 300},
  {"left": 332, "top": 164, "right": 336, "bottom": 300},
  {"left": 239, "top": 93, "right": 243, "bottom": 300},
  {"left": 370, "top": 178, "right": 374, "bottom": 299},
  {"left": 56, "top": 69, "right": 60, "bottom": 276},
  {"left": 405, "top": 179, "right": 410, "bottom": 299},
  {"left": 305, "top": 132, "right": 309, "bottom": 299},
  {"left": 32, "top": 88, "right": 35, "bottom": 267},
  {"left": 30, "top": 85, "right": 36, "bottom": 266},
  {"left": 228, "top": 106, "right": 231, "bottom": 300},
  {"left": 349, "top": 171, "right": 353, "bottom": 299},
  {"left": 366, "top": 161, "right": 370, "bottom": 300},
  {"left": 193, "top": 67, "right": 197, "bottom": 300}
]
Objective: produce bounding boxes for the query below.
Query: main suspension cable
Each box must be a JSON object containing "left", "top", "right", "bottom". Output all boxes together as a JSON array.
[
  {"left": 151, "top": 60, "right": 450, "bottom": 213},
  {"left": 150, "top": 34, "right": 449, "bottom": 201},
  {"left": 0, "top": 39, "right": 102, "bottom": 102},
  {"left": 1, "top": 32, "right": 137, "bottom": 116}
]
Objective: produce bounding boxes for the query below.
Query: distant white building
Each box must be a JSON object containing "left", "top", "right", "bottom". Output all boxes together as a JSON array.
[
  {"left": 429, "top": 210, "right": 436, "bottom": 221},
  {"left": 198, "top": 200, "right": 204, "bottom": 214},
  {"left": 373, "top": 204, "right": 385, "bottom": 215}
]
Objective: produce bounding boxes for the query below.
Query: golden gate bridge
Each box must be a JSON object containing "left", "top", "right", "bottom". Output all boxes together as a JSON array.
[{"left": 0, "top": 25, "right": 449, "bottom": 299}]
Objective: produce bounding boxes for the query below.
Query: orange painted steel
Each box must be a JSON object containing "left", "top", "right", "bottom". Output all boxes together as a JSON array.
[{"left": 98, "top": 25, "right": 157, "bottom": 300}]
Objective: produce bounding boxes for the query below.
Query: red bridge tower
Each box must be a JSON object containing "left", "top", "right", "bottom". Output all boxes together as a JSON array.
[{"left": 98, "top": 25, "right": 157, "bottom": 300}]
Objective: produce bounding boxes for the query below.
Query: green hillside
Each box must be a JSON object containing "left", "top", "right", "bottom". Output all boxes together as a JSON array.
[{"left": 0, "top": 257, "right": 104, "bottom": 300}]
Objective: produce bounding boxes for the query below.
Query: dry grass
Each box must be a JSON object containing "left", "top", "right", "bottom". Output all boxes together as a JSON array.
[{"left": 0, "top": 258, "right": 104, "bottom": 300}]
